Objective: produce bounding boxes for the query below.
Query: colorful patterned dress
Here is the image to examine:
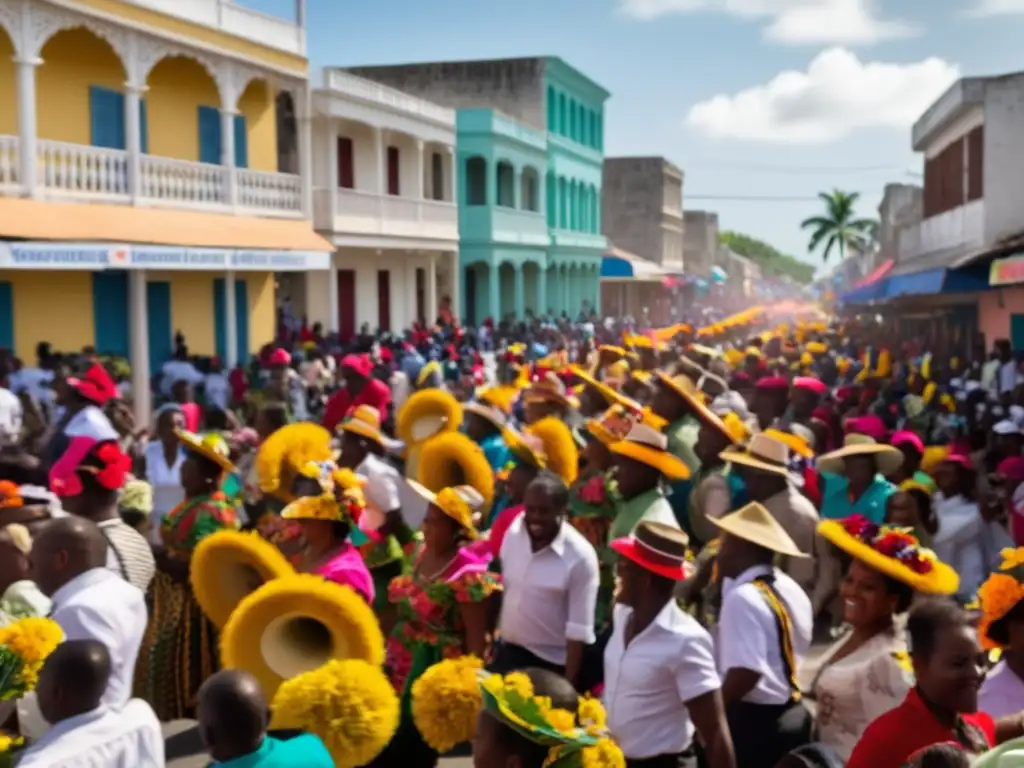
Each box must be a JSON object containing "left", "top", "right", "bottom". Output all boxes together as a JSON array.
[
  {"left": 568, "top": 469, "right": 617, "bottom": 629},
  {"left": 135, "top": 491, "right": 239, "bottom": 721},
  {"left": 386, "top": 545, "right": 501, "bottom": 696}
]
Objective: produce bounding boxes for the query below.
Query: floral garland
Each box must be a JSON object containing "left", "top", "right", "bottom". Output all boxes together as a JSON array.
[
  {"left": 0, "top": 617, "right": 63, "bottom": 699},
  {"left": 411, "top": 656, "right": 484, "bottom": 752},
  {"left": 841, "top": 515, "right": 935, "bottom": 575},
  {"left": 0, "top": 482, "right": 22, "bottom": 509},
  {"left": 977, "top": 548, "right": 1024, "bottom": 651}
]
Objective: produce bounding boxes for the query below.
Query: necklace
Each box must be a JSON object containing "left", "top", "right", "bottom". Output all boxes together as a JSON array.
[{"left": 417, "top": 549, "right": 460, "bottom": 582}]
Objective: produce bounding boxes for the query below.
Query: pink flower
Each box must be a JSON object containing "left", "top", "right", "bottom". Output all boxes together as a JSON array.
[{"left": 579, "top": 475, "right": 607, "bottom": 504}]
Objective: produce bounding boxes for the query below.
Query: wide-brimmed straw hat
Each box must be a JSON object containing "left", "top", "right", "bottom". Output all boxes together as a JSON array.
[
  {"left": 709, "top": 502, "right": 808, "bottom": 558},
  {"left": 585, "top": 404, "right": 640, "bottom": 447},
  {"left": 611, "top": 521, "right": 694, "bottom": 581},
  {"left": 818, "top": 515, "right": 959, "bottom": 595},
  {"left": 817, "top": 434, "right": 904, "bottom": 476},
  {"left": 503, "top": 428, "right": 547, "bottom": 471},
  {"left": 570, "top": 366, "right": 639, "bottom": 411},
  {"left": 720, "top": 433, "right": 800, "bottom": 483},
  {"left": 762, "top": 427, "right": 814, "bottom": 460},
  {"left": 407, "top": 479, "right": 483, "bottom": 539},
  {"left": 339, "top": 405, "right": 386, "bottom": 448},
  {"left": 522, "top": 372, "right": 574, "bottom": 410},
  {"left": 463, "top": 401, "right": 508, "bottom": 431},
  {"left": 175, "top": 430, "right": 236, "bottom": 474},
  {"left": 610, "top": 423, "right": 691, "bottom": 481}
]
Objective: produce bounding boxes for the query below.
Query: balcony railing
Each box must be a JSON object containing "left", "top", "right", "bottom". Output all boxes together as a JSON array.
[
  {"left": 322, "top": 70, "right": 455, "bottom": 127},
  {"left": 315, "top": 187, "right": 458, "bottom": 241},
  {"left": 0, "top": 136, "right": 303, "bottom": 217},
  {"left": 897, "top": 200, "right": 985, "bottom": 262}
]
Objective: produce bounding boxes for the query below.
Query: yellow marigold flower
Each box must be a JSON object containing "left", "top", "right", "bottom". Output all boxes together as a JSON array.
[
  {"left": 411, "top": 656, "right": 483, "bottom": 752},
  {"left": 545, "top": 707, "right": 577, "bottom": 735},
  {"left": 578, "top": 695, "right": 607, "bottom": 730},
  {"left": 0, "top": 731, "right": 22, "bottom": 753},
  {"left": 502, "top": 672, "right": 534, "bottom": 699},
  {"left": 0, "top": 617, "right": 62, "bottom": 695},
  {"left": 1000, "top": 547, "right": 1024, "bottom": 571},
  {"left": 580, "top": 737, "right": 626, "bottom": 768}
]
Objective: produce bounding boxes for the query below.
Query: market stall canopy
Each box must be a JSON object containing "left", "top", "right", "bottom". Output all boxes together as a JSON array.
[
  {"left": 601, "top": 246, "right": 674, "bottom": 283},
  {"left": 0, "top": 197, "right": 333, "bottom": 252},
  {"left": 853, "top": 259, "right": 893, "bottom": 288}
]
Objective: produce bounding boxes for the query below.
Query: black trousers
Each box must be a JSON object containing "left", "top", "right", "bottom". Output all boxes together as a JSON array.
[
  {"left": 490, "top": 641, "right": 566, "bottom": 675},
  {"left": 726, "top": 700, "right": 813, "bottom": 768},
  {"left": 626, "top": 748, "right": 698, "bottom": 768}
]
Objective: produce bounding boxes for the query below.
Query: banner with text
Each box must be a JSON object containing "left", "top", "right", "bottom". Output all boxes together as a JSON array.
[
  {"left": 0, "top": 243, "right": 331, "bottom": 271},
  {"left": 990, "top": 255, "right": 1024, "bottom": 287}
]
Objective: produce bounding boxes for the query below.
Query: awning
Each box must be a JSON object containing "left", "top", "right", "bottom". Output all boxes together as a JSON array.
[
  {"left": 0, "top": 197, "right": 333, "bottom": 251},
  {"left": 853, "top": 259, "right": 893, "bottom": 288},
  {"left": 839, "top": 279, "right": 887, "bottom": 305},
  {"left": 601, "top": 247, "right": 672, "bottom": 283},
  {"left": 884, "top": 268, "right": 946, "bottom": 298}
]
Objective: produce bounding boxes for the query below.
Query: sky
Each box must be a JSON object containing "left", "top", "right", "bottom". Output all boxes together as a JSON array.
[{"left": 240, "top": 0, "right": 1024, "bottom": 274}]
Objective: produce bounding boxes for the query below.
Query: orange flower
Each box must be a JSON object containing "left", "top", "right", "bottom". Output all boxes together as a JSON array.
[
  {"left": 1000, "top": 547, "right": 1024, "bottom": 572},
  {"left": 977, "top": 572, "right": 1024, "bottom": 649}
]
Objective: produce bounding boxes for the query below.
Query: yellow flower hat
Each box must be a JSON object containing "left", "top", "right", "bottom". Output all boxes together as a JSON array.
[
  {"left": 407, "top": 479, "right": 483, "bottom": 539},
  {"left": 396, "top": 388, "right": 463, "bottom": 447},
  {"left": 416, "top": 431, "right": 495, "bottom": 514},
  {"left": 503, "top": 428, "right": 548, "bottom": 471},
  {"left": 254, "top": 423, "right": 334, "bottom": 503},
  {"left": 526, "top": 416, "right": 580, "bottom": 485},
  {"left": 175, "top": 429, "right": 236, "bottom": 474},
  {"left": 978, "top": 548, "right": 1024, "bottom": 650},
  {"left": 411, "top": 656, "right": 484, "bottom": 752}
]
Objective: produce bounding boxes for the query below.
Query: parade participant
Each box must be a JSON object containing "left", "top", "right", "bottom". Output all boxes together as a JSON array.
[
  {"left": 890, "top": 430, "right": 938, "bottom": 492},
  {"left": 808, "top": 515, "right": 960, "bottom": 760},
  {"left": 494, "top": 472, "right": 599, "bottom": 689},
  {"left": 473, "top": 667, "right": 625, "bottom": 768},
  {"left": 375, "top": 481, "right": 498, "bottom": 766},
  {"left": 751, "top": 377, "right": 789, "bottom": 431},
  {"left": 0, "top": 523, "right": 49, "bottom": 624},
  {"left": 279, "top": 463, "right": 374, "bottom": 604},
  {"left": 688, "top": 412, "right": 749, "bottom": 549},
  {"left": 817, "top": 434, "right": 901, "bottom": 523},
  {"left": 43, "top": 362, "right": 119, "bottom": 479},
  {"left": 847, "top": 599, "right": 996, "bottom": 767},
  {"left": 605, "top": 521, "right": 736, "bottom": 768},
  {"left": 522, "top": 372, "right": 575, "bottom": 426},
  {"left": 485, "top": 430, "right": 546, "bottom": 555},
  {"left": 139, "top": 405, "right": 186, "bottom": 544},
  {"left": 322, "top": 353, "right": 392, "bottom": 432},
  {"left": 135, "top": 430, "right": 240, "bottom": 721},
  {"left": 608, "top": 423, "right": 689, "bottom": 540},
  {"left": 570, "top": 366, "right": 638, "bottom": 418},
  {"left": 789, "top": 376, "right": 827, "bottom": 430},
  {"left": 710, "top": 502, "right": 814, "bottom": 768},
  {"left": 649, "top": 373, "right": 704, "bottom": 475},
  {"left": 932, "top": 453, "right": 987, "bottom": 601},
  {"left": 978, "top": 548, "right": 1024, "bottom": 717},
  {"left": 464, "top": 401, "right": 511, "bottom": 473}
]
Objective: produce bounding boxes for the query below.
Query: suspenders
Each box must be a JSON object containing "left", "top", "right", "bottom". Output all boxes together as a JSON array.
[{"left": 752, "top": 575, "right": 801, "bottom": 703}]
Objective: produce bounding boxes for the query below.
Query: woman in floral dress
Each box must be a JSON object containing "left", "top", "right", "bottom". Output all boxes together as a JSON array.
[
  {"left": 373, "top": 481, "right": 501, "bottom": 767},
  {"left": 135, "top": 431, "right": 240, "bottom": 721}
]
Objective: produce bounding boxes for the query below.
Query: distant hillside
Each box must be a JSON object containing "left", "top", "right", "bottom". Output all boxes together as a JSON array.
[{"left": 719, "top": 230, "right": 815, "bottom": 285}]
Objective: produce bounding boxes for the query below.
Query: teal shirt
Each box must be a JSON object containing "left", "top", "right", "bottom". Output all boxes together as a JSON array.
[
  {"left": 480, "top": 432, "right": 511, "bottom": 473},
  {"left": 214, "top": 735, "right": 334, "bottom": 768},
  {"left": 820, "top": 473, "right": 897, "bottom": 524}
]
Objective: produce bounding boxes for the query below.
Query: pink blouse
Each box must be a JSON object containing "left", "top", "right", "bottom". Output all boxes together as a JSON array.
[{"left": 316, "top": 543, "right": 375, "bottom": 605}]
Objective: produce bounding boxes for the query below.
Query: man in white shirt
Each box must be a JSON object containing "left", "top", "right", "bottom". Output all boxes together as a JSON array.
[
  {"left": 496, "top": 471, "right": 600, "bottom": 688},
  {"left": 17, "top": 639, "right": 164, "bottom": 767},
  {"left": 711, "top": 502, "right": 814, "bottom": 768},
  {"left": 31, "top": 517, "right": 148, "bottom": 711},
  {"left": 605, "top": 521, "right": 735, "bottom": 768}
]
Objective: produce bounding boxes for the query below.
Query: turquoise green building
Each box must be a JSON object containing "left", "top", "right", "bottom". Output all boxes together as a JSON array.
[{"left": 347, "top": 57, "right": 609, "bottom": 323}]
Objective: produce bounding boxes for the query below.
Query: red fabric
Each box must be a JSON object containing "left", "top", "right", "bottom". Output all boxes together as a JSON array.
[
  {"left": 487, "top": 504, "right": 524, "bottom": 559},
  {"left": 180, "top": 402, "right": 201, "bottom": 433},
  {"left": 68, "top": 364, "right": 118, "bottom": 405},
  {"left": 802, "top": 467, "right": 822, "bottom": 507},
  {"left": 755, "top": 376, "right": 788, "bottom": 390},
  {"left": 846, "top": 689, "right": 994, "bottom": 768},
  {"left": 229, "top": 368, "right": 248, "bottom": 404},
  {"left": 340, "top": 354, "right": 373, "bottom": 378},
  {"left": 793, "top": 376, "right": 826, "bottom": 395},
  {"left": 49, "top": 436, "right": 96, "bottom": 497},
  {"left": 322, "top": 378, "right": 392, "bottom": 432},
  {"left": 267, "top": 348, "right": 291, "bottom": 367}
]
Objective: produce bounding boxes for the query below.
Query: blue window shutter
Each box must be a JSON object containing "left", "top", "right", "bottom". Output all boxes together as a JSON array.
[
  {"left": 234, "top": 279, "right": 249, "bottom": 363},
  {"left": 89, "top": 86, "right": 126, "bottom": 150},
  {"left": 0, "top": 282, "right": 12, "bottom": 351},
  {"left": 139, "top": 99, "right": 149, "bottom": 154},
  {"left": 198, "top": 106, "right": 222, "bottom": 165},
  {"left": 213, "top": 279, "right": 226, "bottom": 359},
  {"left": 233, "top": 115, "right": 248, "bottom": 169},
  {"left": 146, "top": 281, "right": 171, "bottom": 375},
  {"left": 92, "top": 272, "right": 129, "bottom": 357}
]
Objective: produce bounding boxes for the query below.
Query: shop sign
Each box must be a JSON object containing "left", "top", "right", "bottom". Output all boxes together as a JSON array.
[
  {"left": 990, "top": 255, "right": 1024, "bottom": 287},
  {"left": 0, "top": 243, "right": 330, "bottom": 271}
]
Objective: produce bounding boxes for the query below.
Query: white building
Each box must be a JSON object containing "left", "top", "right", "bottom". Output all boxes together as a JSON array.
[{"left": 293, "top": 67, "right": 459, "bottom": 338}]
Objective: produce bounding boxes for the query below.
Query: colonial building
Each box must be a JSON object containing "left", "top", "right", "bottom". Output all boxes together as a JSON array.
[
  {"left": 299, "top": 68, "right": 458, "bottom": 338},
  {"left": 0, "top": 0, "right": 326, "bottom": 419},
  {"left": 347, "top": 57, "right": 609, "bottom": 323}
]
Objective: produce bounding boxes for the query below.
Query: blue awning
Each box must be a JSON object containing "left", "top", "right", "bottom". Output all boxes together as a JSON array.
[
  {"left": 884, "top": 268, "right": 946, "bottom": 298},
  {"left": 840, "top": 279, "right": 887, "bottom": 304},
  {"left": 600, "top": 251, "right": 672, "bottom": 282}
]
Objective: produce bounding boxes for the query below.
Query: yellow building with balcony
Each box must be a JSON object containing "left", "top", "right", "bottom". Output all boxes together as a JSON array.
[{"left": 0, "top": 0, "right": 329, "bottom": 417}]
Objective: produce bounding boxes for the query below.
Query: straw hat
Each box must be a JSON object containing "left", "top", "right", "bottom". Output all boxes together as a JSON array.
[
  {"left": 818, "top": 516, "right": 959, "bottom": 595},
  {"left": 503, "top": 428, "right": 547, "bottom": 471},
  {"left": 720, "top": 433, "right": 799, "bottom": 481},
  {"left": 762, "top": 428, "right": 814, "bottom": 460},
  {"left": 339, "top": 405, "right": 386, "bottom": 448},
  {"left": 654, "top": 372, "right": 706, "bottom": 413},
  {"left": 610, "top": 423, "right": 691, "bottom": 481},
  {"left": 406, "top": 479, "right": 483, "bottom": 539},
  {"left": 611, "top": 521, "right": 694, "bottom": 581},
  {"left": 817, "top": 434, "right": 904, "bottom": 476},
  {"left": 709, "top": 502, "right": 808, "bottom": 558},
  {"left": 176, "top": 430, "right": 236, "bottom": 474},
  {"left": 522, "top": 372, "right": 574, "bottom": 410},
  {"left": 570, "top": 366, "right": 639, "bottom": 411},
  {"left": 585, "top": 404, "right": 639, "bottom": 447},
  {"left": 463, "top": 401, "right": 508, "bottom": 431}
]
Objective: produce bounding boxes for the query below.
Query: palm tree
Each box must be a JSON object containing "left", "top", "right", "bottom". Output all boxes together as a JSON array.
[{"left": 800, "top": 190, "right": 878, "bottom": 263}]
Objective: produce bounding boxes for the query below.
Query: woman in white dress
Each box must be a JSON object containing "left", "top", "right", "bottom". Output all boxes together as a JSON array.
[
  {"left": 139, "top": 404, "right": 186, "bottom": 545},
  {"left": 804, "top": 515, "right": 961, "bottom": 761}
]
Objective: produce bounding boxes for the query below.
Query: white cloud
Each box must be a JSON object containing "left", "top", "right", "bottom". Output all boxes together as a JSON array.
[
  {"left": 686, "top": 48, "right": 960, "bottom": 144},
  {"left": 618, "top": 0, "right": 919, "bottom": 45},
  {"left": 968, "top": 0, "right": 1024, "bottom": 16}
]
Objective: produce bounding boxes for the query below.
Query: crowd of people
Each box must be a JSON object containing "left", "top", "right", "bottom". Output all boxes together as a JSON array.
[{"left": 1, "top": 309, "right": 1024, "bottom": 767}]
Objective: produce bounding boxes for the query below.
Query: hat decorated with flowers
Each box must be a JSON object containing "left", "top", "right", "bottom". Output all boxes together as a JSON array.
[
  {"left": 479, "top": 671, "right": 624, "bottom": 767},
  {"left": 818, "top": 515, "right": 958, "bottom": 595},
  {"left": 406, "top": 480, "right": 483, "bottom": 539},
  {"left": 977, "top": 548, "right": 1024, "bottom": 651},
  {"left": 176, "top": 430, "right": 236, "bottom": 474},
  {"left": 281, "top": 465, "right": 367, "bottom": 525}
]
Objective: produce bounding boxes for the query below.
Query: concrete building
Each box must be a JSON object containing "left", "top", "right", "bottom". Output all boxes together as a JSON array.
[
  {"left": 0, "top": 0, "right": 326, "bottom": 421},
  {"left": 347, "top": 57, "right": 609, "bottom": 322},
  {"left": 878, "top": 183, "right": 922, "bottom": 269},
  {"left": 601, "top": 156, "right": 683, "bottom": 270},
  {"left": 683, "top": 210, "right": 718, "bottom": 278},
  {"left": 302, "top": 67, "right": 459, "bottom": 338}
]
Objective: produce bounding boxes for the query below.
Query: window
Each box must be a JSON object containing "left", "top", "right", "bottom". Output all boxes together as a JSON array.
[
  {"left": 967, "top": 126, "right": 984, "bottom": 202},
  {"left": 923, "top": 139, "right": 965, "bottom": 218},
  {"left": 496, "top": 161, "right": 515, "bottom": 207},
  {"left": 337, "top": 137, "right": 354, "bottom": 189},
  {"left": 547, "top": 86, "right": 557, "bottom": 132},
  {"left": 558, "top": 93, "right": 567, "bottom": 136},
  {"left": 569, "top": 101, "right": 577, "bottom": 141},
  {"left": 558, "top": 176, "right": 568, "bottom": 228},
  {"left": 89, "top": 86, "right": 148, "bottom": 154},
  {"left": 386, "top": 146, "right": 400, "bottom": 195},
  {"left": 465, "top": 156, "right": 487, "bottom": 205},
  {"left": 431, "top": 152, "right": 444, "bottom": 200},
  {"left": 197, "top": 106, "right": 246, "bottom": 166},
  {"left": 233, "top": 114, "right": 248, "bottom": 168},
  {"left": 546, "top": 172, "right": 556, "bottom": 225},
  {"left": 521, "top": 167, "right": 540, "bottom": 212}
]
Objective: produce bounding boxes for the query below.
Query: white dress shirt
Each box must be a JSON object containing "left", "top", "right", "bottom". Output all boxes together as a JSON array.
[
  {"left": 604, "top": 601, "right": 721, "bottom": 759},
  {"left": 50, "top": 568, "right": 147, "bottom": 710},
  {"left": 498, "top": 516, "right": 600, "bottom": 665},
  {"left": 932, "top": 492, "right": 985, "bottom": 600},
  {"left": 17, "top": 700, "right": 164, "bottom": 768},
  {"left": 716, "top": 565, "right": 813, "bottom": 705}
]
